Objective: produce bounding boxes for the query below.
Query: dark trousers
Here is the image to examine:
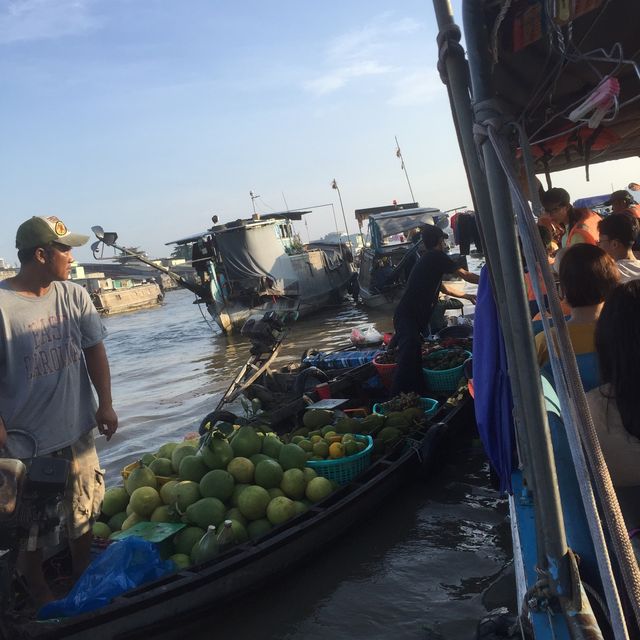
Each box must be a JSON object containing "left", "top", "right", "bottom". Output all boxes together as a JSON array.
[{"left": 390, "top": 316, "right": 428, "bottom": 396}]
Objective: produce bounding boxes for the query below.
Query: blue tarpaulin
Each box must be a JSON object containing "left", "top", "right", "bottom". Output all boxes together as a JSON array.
[
  {"left": 573, "top": 194, "right": 610, "bottom": 210},
  {"left": 472, "top": 267, "right": 516, "bottom": 494}
]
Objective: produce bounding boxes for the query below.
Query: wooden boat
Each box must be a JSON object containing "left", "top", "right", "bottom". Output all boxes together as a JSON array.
[
  {"left": 433, "top": 1, "right": 640, "bottom": 637},
  {"left": 1, "top": 355, "right": 474, "bottom": 639}
]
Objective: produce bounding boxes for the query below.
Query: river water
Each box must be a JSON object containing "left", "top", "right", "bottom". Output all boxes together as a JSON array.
[{"left": 96, "top": 288, "right": 513, "bottom": 640}]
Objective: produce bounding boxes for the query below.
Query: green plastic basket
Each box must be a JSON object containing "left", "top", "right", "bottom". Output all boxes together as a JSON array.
[
  {"left": 372, "top": 397, "right": 439, "bottom": 419},
  {"left": 422, "top": 349, "right": 471, "bottom": 393},
  {"left": 305, "top": 435, "right": 373, "bottom": 486}
]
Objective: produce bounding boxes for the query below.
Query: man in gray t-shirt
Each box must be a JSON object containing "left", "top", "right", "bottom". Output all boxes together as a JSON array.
[{"left": 0, "top": 215, "right": 118, "bottom": 608}]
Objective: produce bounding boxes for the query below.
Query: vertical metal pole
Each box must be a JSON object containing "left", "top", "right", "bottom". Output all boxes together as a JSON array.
[
  {"left": 460, "top": 0, "right": 572, "bottom": 591},
  {"left": 332, "top": 180, "right": 355, "bottom": 255}
]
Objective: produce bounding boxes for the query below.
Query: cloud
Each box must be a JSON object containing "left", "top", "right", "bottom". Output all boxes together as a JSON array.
[
  {"left": 304, "top": 13, "right": 421, "bottom": 97},
  {"left": 388, "top": 70, "right": 443, "bottom": 107},
  {"left": 0, "top": 0, "right": 98, "bottom": 44}
]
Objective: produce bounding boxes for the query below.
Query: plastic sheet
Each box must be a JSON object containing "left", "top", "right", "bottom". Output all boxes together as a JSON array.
[{"left": 38, "top": 537, "right": 175, "bottom": 619}]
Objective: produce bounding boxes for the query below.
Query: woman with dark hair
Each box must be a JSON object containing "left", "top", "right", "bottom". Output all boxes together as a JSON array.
[
  {"left": 587, "top": 280, "right": 640, "bottom": 488},
  {"left": 534, "top": 243, "right": 619, "bottom": 365}
]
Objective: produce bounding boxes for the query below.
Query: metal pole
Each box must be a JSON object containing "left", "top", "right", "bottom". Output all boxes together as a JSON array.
[
  {"left": 461, "top": 0, "right": 573, "bottom": 597},
  {"left": 395, "top": 136, "right": 416, "bottom": 202},
  {"left": 330, "top": 204, "right": 343, "bottom": 248},
  {"left": 331, "top": 179, "right": 355, "bottom": 254}
]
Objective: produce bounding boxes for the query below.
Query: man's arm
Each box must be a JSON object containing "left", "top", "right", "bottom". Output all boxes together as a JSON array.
[
  {"left": 440, "top": 283, "right": 477, "bottom": 305},
  {"left": 83, "top": 342, "right": 118, "bottom": 441},
  {"left": 455, "top": 268, "right": 480, "bottom": 285}
]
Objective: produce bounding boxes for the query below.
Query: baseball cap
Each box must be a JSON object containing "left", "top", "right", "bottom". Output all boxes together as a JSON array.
[
  {"left": 16, "top": 216, "right": 89, "bottom": 251},
  {"left": 604, "top": 189, "right": 635, "bottom": 206}
]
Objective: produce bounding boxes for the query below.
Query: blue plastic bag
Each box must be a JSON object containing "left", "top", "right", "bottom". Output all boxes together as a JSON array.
[{"left": 38, "top": 537, "right": 175, "bottom": 619}]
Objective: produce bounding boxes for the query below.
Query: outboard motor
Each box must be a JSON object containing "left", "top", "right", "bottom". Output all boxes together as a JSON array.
[
  {"left": 241, "top": 311, "right": 287, "bottom": 356},
  {"left": 0, "top": 456, "right": 69, "bottom": 612}
]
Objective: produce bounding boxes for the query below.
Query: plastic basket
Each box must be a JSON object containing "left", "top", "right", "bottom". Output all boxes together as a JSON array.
[
  {"left": 372, "top": 354, "right": 397, "bottom": 391},
  {"left": 305, "top": 435, "right": 373, "bottom": 486},
  {"left": 372, "top": 397, "right": 439, "bottom": 419},
  {"left": 121, "top": 461, "right": 176, "bottom": 488},
  {"left": 422, "top": 349, "right": 472, "bottom": 393}
]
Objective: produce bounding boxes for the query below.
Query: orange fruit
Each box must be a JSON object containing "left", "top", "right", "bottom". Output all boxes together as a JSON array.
[
  {"left": 328, "top": 442, "right": 345, "bottom": 459},
  {"left": 326, "top": 435, "right": 343, "bottom": 444}
]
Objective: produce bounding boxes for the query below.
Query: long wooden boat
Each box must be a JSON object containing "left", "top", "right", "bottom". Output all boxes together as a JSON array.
[{"left": 2, "top": 360, "right": 474, "bottom": 640}]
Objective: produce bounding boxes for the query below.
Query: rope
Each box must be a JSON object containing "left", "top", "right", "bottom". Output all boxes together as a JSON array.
[{"left": 483, "top": 116, "right": 640, "bottom": 637}]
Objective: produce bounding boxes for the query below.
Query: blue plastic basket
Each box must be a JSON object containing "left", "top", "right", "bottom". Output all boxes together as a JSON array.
[
  {"left": 422, "top": 349, "right": 472, "bottom": 393},
  {"left": 305, "top": 435, "right": 373, "bottom": 486},
  {"left": 372, "top": 397, "right": 439, "bottom": 419}
]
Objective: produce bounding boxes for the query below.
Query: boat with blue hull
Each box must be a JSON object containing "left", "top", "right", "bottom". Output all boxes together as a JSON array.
[{"left": 433, "top": 1, "right": 640, "bottom": 637}]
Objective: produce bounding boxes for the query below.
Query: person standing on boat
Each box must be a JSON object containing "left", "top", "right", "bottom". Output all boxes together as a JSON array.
[
  {"left": 0, "top": 216, "right": 118, "bottom": 607},
  {"left": 541, "top": 187, "right": 600, "bottom": 249},
  {"left": 597, "top": 213, "right": 640, "bottom": 282},
  {"left": 390, "top": 225, "right": 479, "bottom": 396}
]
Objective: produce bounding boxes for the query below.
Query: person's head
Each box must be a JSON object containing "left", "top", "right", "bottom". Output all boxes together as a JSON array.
[
  {"left": 605, "top": 189, "right": 636, "bottom": 214},
  {"left": 541, "top": 187, "right": 571, "bottom": 225},
  {"left": 15, "top": 216, "right": 88, "bottom": 280},
  {"left": 421, "top": 224, "right": 448, "bottom": 251},
  {"left": 558, "top": 243, "right": 619, "bottom": 308},
  {"left": 595, "top": 279, "right": 640, "bottom": 438},
  {"left": 597, "top": 213, "right": 638, "bottom": 260}
]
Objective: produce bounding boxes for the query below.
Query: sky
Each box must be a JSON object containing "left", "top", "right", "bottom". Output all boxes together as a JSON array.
[{"left": 1, "top": 0, "right": 639, "bottom": 266}]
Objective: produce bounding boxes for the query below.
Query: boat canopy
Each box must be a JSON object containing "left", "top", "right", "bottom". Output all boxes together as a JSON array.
[
  {"left": 367, "top": 207, "right": 440, "bottom": 251},
  {"left": 573, "top": 194, "right": 611, "bottom": 210}
]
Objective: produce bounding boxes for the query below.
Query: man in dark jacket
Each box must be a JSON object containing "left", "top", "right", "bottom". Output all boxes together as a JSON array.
[{"left": 390, "top": 225, "right": 479, "bottom": 395}]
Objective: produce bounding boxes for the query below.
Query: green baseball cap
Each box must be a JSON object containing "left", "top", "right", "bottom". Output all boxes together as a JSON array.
[{"left": 16, "top": 216, "right": 89, "bottom": 250}]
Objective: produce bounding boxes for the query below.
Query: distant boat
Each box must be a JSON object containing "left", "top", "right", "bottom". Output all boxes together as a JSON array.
[
  {"left": 91, "top": 210, "right": 355, "bottom": 333},
  {"left": 355, "top": 204, "right": 444, "bottom": 311}
]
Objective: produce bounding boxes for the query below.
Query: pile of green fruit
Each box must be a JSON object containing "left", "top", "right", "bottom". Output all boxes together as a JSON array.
[
  {"left": 422, "top": 348, "right": 468, "bottom": 371},
  {"left": 374, "top": 392, "right": 422, "bottom": 413},
  {"left": 95, "top": 426, "right": 337, "bottom": 569}
]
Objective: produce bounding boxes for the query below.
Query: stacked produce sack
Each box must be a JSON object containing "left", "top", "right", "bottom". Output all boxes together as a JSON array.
[{"left": 96, "top": 427, "right": 336, "bottom": 568}]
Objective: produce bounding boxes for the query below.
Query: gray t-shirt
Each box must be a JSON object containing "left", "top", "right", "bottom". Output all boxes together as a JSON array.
[{"left": 0, "top": 280, "right": 107, "bottom": 457}]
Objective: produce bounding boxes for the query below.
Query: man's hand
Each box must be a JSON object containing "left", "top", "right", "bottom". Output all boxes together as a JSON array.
[
  {"left": 465, "top": 293, "right": 478, "bottom": 305},
  {"left": 96, "top": 404, "right": 118, "bottom": 441}
]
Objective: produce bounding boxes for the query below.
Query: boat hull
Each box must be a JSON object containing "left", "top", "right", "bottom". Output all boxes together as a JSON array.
[{"left": 92, "top": 283, "right": 163, "bottom": 316}]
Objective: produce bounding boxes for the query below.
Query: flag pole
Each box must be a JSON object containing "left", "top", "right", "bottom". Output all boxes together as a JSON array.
[
  {"left": 331, "top": 179, "right": 354, "bottom": 254},
  {"left": 395, "top": 136, "right": 416, "bottom": 203}
]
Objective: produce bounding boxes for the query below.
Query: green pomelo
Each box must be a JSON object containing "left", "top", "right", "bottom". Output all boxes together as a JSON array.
[
  {"left": 185, "top": 497, "right": 226, "bottom": 529},
  {"left": 102, "top": 486, "right": 130, "bottom": 517},
  {"left": 160, "top": 480, "right": 180, "bottom": 505},
  {"left": 227, "top": 519, "right": 248, "bottom": 544},
  {"left": 150, "top": 505, "right": 179, "bottom": 523},
  {"left": 200, "top": 469, "right": 235, "bottom": 501},
  {"left": 268, "top": 487, "right": 285, "bottom": 499},
  {"left": 303, "top": 409, "right": 334, "bottom": 429},
  {"left": 107, "top": 511, "right": 128, "bottom": 532},
  {"left": 230, "top": 426, "right": 262, "bottom": 458},
  {"left": 312, "top": 441, "right": 329, "bottom": 458},
  {"left": 141, "top": 452, "right": 156, "bottom": 466},
  {"left": 92, "top": 521, "right": 112, "bottom": 538},
  {"left": 225, "top": 507, "right": 247, "bottom": 527},
  {"left": 170, "top": 553, "right": 191, "bottom": 570},
  {"left": 121, "top": 512, "right": 145, "bottom": 531},
  {"left": 303, "top": 468, "right": 318, "bottom": 483},
  {"left": 230, "top": 483, "right": 250, "bottom": 507},
  {"left": 227, "top": 457, "right": 255, "bottom": 484},
  {"left": 125, "top": 463, "right": 157, "bottom": 495},
  {"left": 293, "top": 500, "right": 308, "bottom": 516},
  {"left": 250, "top": 453, "right": 270, "bottom": 466},
  {"left": 262, "top": 435, "right": 283, "bottom": 458},
  {"left": 201, "top": 438, "right": 234, "bottom": 470},
  {"left": 157, "top": 442, "right": 179, "bottom": 459},
  {"left": 298, "top": 440, "right": 313, "bottom": 453},
  {"left": 247, "top": 518, "right": 273, "bottom": 540},
  {"left": 291, "top": 436, "right": 304, "bottom": 445},
  {"left": 237, "top": 485, "right": 271, "bottom": 521},
  {"left": 173, "top": 526, "right": 205, "bottom": 556},
  {"left": 279, "top": 443, "right": 307, "bottom": 471},
  {"left": 280, "top": 468, "right": 306, "bottom": 500},
  {"left": 266, "top": 496, "right": 296, "bottom": 526},
  {"left": 130, "top": 486, "right": 162, "bottom": 518},
  {"left": 171, "top": 443, "right": 198, "bottom": 474},
  {"left": 126, "top": 502, "right": 135, "bottom": 516},
  {"left": 174, "top": 480, "right": 202, "bottom": 512},
  {"left": 305, "top": 476, "right": 333, "bottom": 503},
  {"left": 254, "top": 459, "right": 284, "bottom": 490},
  {"left": 178, "top": 455, "right": 209, "bottom": 482},
  {"left": 149, "top": 457, "right": 173, "bottom": 477}
]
